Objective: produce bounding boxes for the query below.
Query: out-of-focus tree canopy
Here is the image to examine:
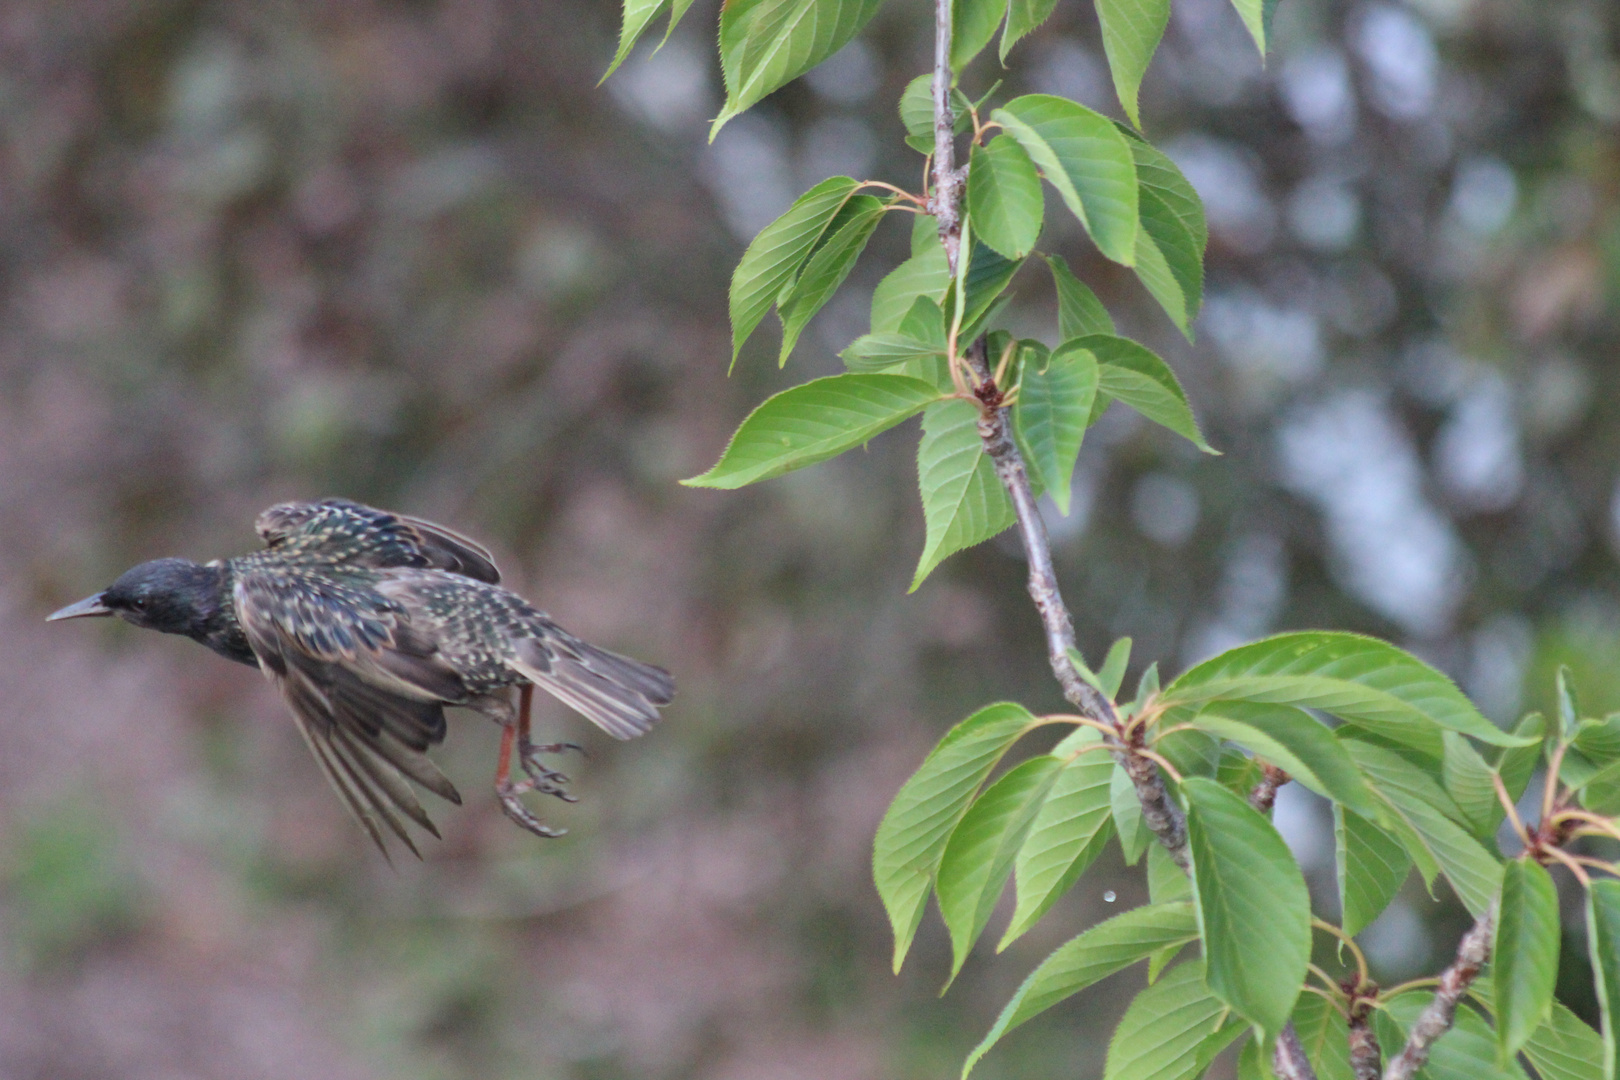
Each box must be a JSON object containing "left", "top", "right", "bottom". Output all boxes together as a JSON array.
[{"left": 0, "top": 0, "right": 1614, "bottom": 1076}]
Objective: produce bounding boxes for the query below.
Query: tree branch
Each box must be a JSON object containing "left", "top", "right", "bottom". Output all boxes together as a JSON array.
[
  {"left": 1274, "top": 1025, "right": 1317, "bottom": 1080},
  {"left": 1383, "top": 911, "right": 1494, "bottom": 1080},
  {"left": 1348, "top": 1002, "right": 1382, "bottom": 1080},
  {"left": 930, "top": 0, "right": 1189, "bottom": 875}
]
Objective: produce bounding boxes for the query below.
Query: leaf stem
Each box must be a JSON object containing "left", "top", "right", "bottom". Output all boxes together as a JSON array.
[
  {"left": 1542, "top": 843, "right": 1593, "bottom": 886},
  {"left": 1544, "top": 740, "right": 1570, "bottom": 824},
  {"left": 1492, "top": 772, "right": 1532, "bottom": 847},
  {"left": 1378, "top": 977, "right": 1441, "bottom": 999},
  {"left": 1041, "top": 713, "right": 1125, "bottom": 740},
  {"left": 860, "top": 180, "right": 928, "bottom": 207},
  {"left": 1551, "top": 808, "right": 1620, "bottom": 844},
  {"left": 1311, "top": 918, "right": 1371, "bottom": 989}
]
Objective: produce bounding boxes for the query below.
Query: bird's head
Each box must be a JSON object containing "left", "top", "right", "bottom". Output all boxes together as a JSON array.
[{"left": 47, "top": 558, "right": 226, "bottom": 637}]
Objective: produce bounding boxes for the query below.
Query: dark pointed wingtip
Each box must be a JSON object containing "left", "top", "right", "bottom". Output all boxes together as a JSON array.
[{"left": 46, "top": 593, "right": 113, "bottom": 622}]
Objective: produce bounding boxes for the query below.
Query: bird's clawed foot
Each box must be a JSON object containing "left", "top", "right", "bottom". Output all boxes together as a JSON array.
[
  {"left": 518, "top": 739, "right": 584, "bottom": 801},
  {"left": 497, "top": 780, "right": 568, "bottom": 838}
]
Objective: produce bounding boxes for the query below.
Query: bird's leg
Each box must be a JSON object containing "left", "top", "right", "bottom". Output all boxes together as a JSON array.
[
  {"left": 515, "top": 683, "right": 582, "bottom": 801},
  {"left": 493, "top": 696, "right": 566, "bottom": 838}
]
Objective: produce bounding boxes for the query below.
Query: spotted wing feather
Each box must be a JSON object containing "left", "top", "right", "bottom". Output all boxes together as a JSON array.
[
  {"left": 234, "top": 569, "right": 466, "bottom": 857},
  {"left": 256, "top": 499, "right": 502, "bottom": 584}
]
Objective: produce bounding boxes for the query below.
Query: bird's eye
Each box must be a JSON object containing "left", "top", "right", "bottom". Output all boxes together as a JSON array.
[{"left": 132, "top": 597, "right": 147, "bottom": 611}]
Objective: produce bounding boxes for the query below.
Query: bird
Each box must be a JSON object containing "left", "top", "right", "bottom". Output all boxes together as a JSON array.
[{"left": 46, "top": 498, "right": 674, "bottom": 858}]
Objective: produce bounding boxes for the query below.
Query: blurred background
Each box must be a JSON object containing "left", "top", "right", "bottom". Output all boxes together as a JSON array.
[{"left": 0, "top": 0, "right": 1616, "bottom": 1076}]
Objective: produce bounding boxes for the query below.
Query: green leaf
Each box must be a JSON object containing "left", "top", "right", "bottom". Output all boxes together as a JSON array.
[
  {"left": 1001, "top": 732, "right": 1115, "bottom": 947},
  {"left": 873, "top": 244, "right": 951, "bottom": 333},
  {"left": 1189, "top": 701, "right": 1383, "bottom": 819},
  {"left": 1113, "top": 763, "right": 1152, "bottom": 864},
  {"left": 777, "top": 194, "right": 888, "bottom": 363},
  {"left": 1163, "top": 632, "right": 1536, "bottom": 758},
  {"left": 1159, "top": 726, "right": 1221, "bottom": 780},
  {"left": 841, "top": 332, "right": 946, "bottom": 372},
  {"left": 714, "top": 0, "right": 886, "bottom": 137},
  {"left": 899, "top": 75, "right": 973, "bottom": 152},
  {"left": 992, "top": 96, "right": 1139, "bottom": 265},
  {"left": 1558, "top": 666, "right": 1582, "bottom": 743},
  {"left": 1001, "top": 0, "right": 1059, "bottom": 61},
  {"left": 1443, "top": 732, "right": 1503, "bottom": 839},
  {"left": 1376, "top": 993, "right": 1530, "bottom": 1080},
  {"left": 1227, "top": 0, "right": 1278, "bottom": 58},
  {"left": 1123, "top": 127, "right": 1208, "bottom": 248},
  {"left": 1100, "top": 637, "right": 1133, "bottom": 700},
  {"left": 1582, "top": 759, "right": 1620, "bottom": 817},
  {"left": 912, "top": 399, "right": 1016, "bottom": 590},
  {"left": 1046, "top": 255, "right": 1117, "bottom": 339},
  {"left": 682, "top": 373, "right": 940, "bottom": 489},
  {"left": 1589, "top": 880, "right": 1620, "bottom": 1080},
  {"left": 938, "top": 756, "right": 1064, "bottom": 983},
  {"left": 1342, "top": 739, "right": 1503, "bottom": 917},
  {"left": 1292, "top": 993, "right": 1357, "bottom": 1080},
  {"left": 872, "top": 702, "right": 1041, "bottom": 971},
  {"left": 1013, "top": 342, "right": 1097, "bottom": 515},
  {"left": 969, "top": 135, "right": 1045, "bottom": 259},
  {"left": 1008, "top": 738, "right": 1111, "bottom": 906},
  {"left": 1121, "top": 133, "right": 1206, "bottom": 338},
  {"left": 1070, "top": 334, "right": 1215, "bottom": 453},
  {"left": 1334, "top": 805, "right": 1411, "bottom": 937},
  {"left": 1096, "top": 0, "right": 1171, "bottom": 127},
  {"left": 1575, "top": 715, "right": 1620, "bottom": 765},
  {"left": 947, "top": 239, "right": 1025, "bottom": 342},
  {"left": 1183, "top": 777, "right": 1311, "bottom": 1036},
  {"left": 1135, "top": 661, "right": 1162, "bottom": 708},
  {"left": 603, "top": 0, "right": 670, "bottom": 81},
  {"left": 1238, "top": 1034, "right": 1278, "bottom": 1080},
  {"left": 729, "top": 176, "right": 862, "bottom": 365},
  {"left": 1472, "top": 983, "right": 1605, "bottom": 1080},
  {"left": 952, "top": 0, "right": 1007, "bottom": 71},
  {"left": 965, "top": 903, "right": 1200, "bottom": 1077},
  {"left": 1148, "top": 839, "right": 1192, "bottom": 903},
  {"left": 1104, "top": 960, "right": 1247, "bottom": 1080},
  {"left": 1498, "top": 712, "right": 1547, "bottom": 804},
  {"left": 1495, "top": 859, "right": 1560, "bottom": 1060}
]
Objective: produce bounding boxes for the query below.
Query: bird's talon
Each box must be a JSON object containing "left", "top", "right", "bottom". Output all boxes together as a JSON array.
[{"left": 497, "top": 782, "right": 567, "bottom": 838}]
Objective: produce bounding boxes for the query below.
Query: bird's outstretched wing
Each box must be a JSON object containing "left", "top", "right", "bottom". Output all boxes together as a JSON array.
[
  {"left": 234, "top": 569, "right": 467, "bottom": 859},
  {"left": 255, "top": 499, "right": 502, "bottom": 584}
]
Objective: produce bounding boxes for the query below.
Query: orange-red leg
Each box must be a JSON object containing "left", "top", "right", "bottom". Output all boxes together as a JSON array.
[
  {"left": 515, "top": 683, "right": 582, "bottom": 801},
  {"left": 494, "top": 685, "right": 566, "bottom": 837}
]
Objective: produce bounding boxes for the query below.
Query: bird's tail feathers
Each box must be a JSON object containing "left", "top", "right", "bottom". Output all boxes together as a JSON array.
[{"left": 510, "top": 635, "right": 673, "bottom": 741}]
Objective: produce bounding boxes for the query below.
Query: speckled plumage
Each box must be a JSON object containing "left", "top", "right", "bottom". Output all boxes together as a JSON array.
[{"left": 47, "top": 499, "right": 674, "bottom": 857}]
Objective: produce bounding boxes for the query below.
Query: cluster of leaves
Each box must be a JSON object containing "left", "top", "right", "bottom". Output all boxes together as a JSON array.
[
  {"left": 875, "top": 647, "right": 1620, "bottom": 1080},
  {"left": 629, "top": 0, "right": 1224, "bottom": 588}
]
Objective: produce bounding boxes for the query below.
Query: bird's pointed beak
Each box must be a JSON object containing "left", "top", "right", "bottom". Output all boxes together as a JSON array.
[{"left": 46, "top": 593, "right": 113, "bottom": 621}]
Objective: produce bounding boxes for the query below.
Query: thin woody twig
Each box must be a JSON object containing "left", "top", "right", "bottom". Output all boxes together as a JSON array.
[
  {"left": 1274, "top": 1025, "right": 1317, "bottom": 1080},
  {"left": 1383, "top": 910, "right": 1494, "bottom": 1080},
  {"left": 1347, "top": 1004, "right": 1381, "bottom": 1080}
]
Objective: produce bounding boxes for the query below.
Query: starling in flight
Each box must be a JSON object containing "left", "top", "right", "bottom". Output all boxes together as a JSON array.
[{"left": 47, "top": 499, "right": 674, "bottom": 857}]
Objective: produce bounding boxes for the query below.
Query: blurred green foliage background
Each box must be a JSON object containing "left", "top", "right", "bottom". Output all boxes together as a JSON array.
[{"left": 0, "top": 0, "right": 1616, "bottom": 1076}]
